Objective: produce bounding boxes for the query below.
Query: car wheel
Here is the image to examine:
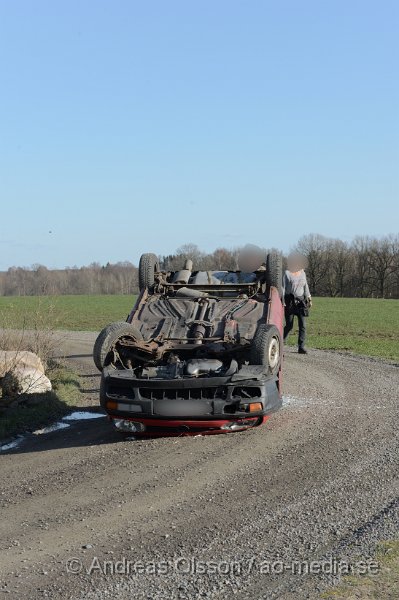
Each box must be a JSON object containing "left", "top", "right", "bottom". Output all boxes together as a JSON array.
[
  {"left": 139, "top": 253, "right": 159, "bottom": 292},
  {"left": 93, "top": 321, "right": 143, "bottom": 371},
  {"left": 250, "top": 324, "right": 282, "bottom": 375},
  {"left": 266, "top": 252, "right": 283, "bottom": 297}
]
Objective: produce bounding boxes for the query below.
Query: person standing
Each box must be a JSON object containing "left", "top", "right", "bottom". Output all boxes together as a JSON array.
[{"left": 282, "top": 253, "right": 312, "bottom": 354}]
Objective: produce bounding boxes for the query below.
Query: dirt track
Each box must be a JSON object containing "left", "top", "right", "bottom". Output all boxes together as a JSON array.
[{"left": 0, "top": 332, "right": 398, "bottom": 599}]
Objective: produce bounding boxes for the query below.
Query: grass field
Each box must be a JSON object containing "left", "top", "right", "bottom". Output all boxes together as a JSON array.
[
  {"left": 0, "top": 295, "right": 398, "bottom": 361},
  {"left": 321, "top": 540, "right": 399, "bottom": 599}
]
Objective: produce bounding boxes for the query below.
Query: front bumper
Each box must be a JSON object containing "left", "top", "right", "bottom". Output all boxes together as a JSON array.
[
  {"left": 100, "top": 366, "right": 282, "bottom": 432},
  {"left": 109, "top": 415, "right": 271, "bottom": 436}
]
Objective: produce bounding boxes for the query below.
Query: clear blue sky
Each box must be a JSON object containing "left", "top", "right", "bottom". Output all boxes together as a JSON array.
[{"left": 0, "top": 0, "right": 398, "bottom": 269}]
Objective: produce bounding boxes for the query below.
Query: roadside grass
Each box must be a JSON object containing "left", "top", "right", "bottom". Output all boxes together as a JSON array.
[
  {"left": 321, "top": 540, "right": 399, "bottom": 599},
  {"left": 0, "top": 365, "right": 81, "bottom": 441},
  {"left": 0, "top": 295, "right": 398, "bottom": 361}
]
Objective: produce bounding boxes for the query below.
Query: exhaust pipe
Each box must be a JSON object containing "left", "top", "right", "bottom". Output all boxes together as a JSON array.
[
  {"left": 175, "top": 287, "right": 208, "bottom": 298},
  {"left": 172, "top": 259, "right": 193, "bottom": 284},
  {"left": 193, "top": 299, "right": 209, "bottom": 344}
]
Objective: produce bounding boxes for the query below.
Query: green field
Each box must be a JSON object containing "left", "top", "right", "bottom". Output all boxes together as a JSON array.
[
  {"left": 322, "top": 540, "right": 399, "bottom": 599},
  {"left": 0, "top": 295, "right": 398, "bottom": 361},
  {"left": 0, "top": 295, "right": 135, "bottom": 332}
]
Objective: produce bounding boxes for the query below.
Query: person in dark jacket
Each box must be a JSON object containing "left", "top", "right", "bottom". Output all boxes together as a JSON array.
[{"left": 282, "top": 253, "right": 312, "bottom": 354}]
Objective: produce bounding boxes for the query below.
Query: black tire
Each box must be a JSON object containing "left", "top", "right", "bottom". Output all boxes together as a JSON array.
[
  {"left": 266, "top": 252, "right": 283, "bottom": 297},
  {"left": 250, "top": 324, "right": 282, "bottom": 375},
  {"left": 93, "top": 321, "right": 143, "bottom": 371},
  {"left": 139, "top": 253, "right": 159, "bottom": 292}
]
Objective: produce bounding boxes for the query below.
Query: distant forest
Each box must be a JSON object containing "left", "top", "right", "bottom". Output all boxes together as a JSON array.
[{"left": 1, "top": 234, "right": 398, "bottom": 299}]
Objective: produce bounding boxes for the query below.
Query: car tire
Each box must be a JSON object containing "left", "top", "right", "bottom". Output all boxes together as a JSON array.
[
  {"left": 93, "top": 321, "right": 143, "bottom": 371},
  {"left": 139, "top": 253, "right": 159, "bottom": 292},
  {"left": 266, "top": 252, "right": 283, "bottom": 297},
  {"left": 250, "top": 324, "right": 282, "bottom": 375}
]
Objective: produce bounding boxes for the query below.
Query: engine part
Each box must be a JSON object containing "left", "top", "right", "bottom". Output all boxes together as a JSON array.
[
  {"left": 185, "top": 359, "right": 223, "bottom": 376},
  {"left": 140, "top": 363, "right": 184, "bottom": 379},
  {"left": 224, "top": 359, "right": 239, "bottom": 376}
]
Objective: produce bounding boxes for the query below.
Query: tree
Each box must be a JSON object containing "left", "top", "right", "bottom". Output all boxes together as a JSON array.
[
  {"left": 367, "top": 235, "right": 399, "bottom": 298},
  {"left": 294, "top": 234, "right": 330, "bottom": 295}
]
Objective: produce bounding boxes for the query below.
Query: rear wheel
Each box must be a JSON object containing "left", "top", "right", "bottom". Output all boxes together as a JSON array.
[
  {"left": 138, "top": 253, "right": 159, "bottom": 292},
  {"left": 93, "top": 321, "right": 143, "bottom": 371},
  {"left": 250, "top": 324, "right": 282, "bottom": 375},
  {"left": 266, "top": 252, "right": 283, "bottom": 297}
]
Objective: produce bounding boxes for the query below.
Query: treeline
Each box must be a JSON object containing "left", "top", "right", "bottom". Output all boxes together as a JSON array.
[
  {"left": 294, "top": 234, "right": 399, "bottom": 298},
  {"left": 162, "top": 236, "right": 399, "bottom": 298},
  {"left": 0, "top": 262, "right": 138, "bottom": 296},
  {"left": 1, "top": 234, "right": 398, "bottom": 298}
]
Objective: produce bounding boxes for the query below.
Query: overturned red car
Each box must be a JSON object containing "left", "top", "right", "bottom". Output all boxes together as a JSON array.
[{"left": 94, "top": 251, "right": 284, "bottom": 436}]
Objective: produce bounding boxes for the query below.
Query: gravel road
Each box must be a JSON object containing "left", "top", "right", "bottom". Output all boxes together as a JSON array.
[{"left": 0, "top": 332, "right": 398, "bottom": 599}]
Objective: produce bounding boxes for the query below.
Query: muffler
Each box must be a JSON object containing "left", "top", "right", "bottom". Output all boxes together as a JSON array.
[
  {"left": 172, "top": 259, "right": 193, "bottom": 284},
  {"left": 175, "top": 287, "right": 208, "bottom": 298}
]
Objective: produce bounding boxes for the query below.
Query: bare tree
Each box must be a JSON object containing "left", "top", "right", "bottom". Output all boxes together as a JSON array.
[
  {"left": 0, "top": 235, "right": 398, "bottom": 298},
  {"left": 294, "top": 234, "right": 330, "bottom": 295},
  {"left": 367, "top": 235, "right": 399, "bottom": 297}
]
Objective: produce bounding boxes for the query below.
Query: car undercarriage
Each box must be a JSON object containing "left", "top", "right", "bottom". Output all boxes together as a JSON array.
[{"left": 94, "top": 254, "right": 284, "bottom": 435}]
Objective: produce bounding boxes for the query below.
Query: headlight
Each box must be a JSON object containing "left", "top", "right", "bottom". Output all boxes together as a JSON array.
[
  {"left": 221, "top": 417, "right": 258, "bottom": 430},
  {"left": 106, "top": 401, "right": 142, "bottom": 412},
  {"left": 112, "top": 419, "right": 146, "bottom": 433}
]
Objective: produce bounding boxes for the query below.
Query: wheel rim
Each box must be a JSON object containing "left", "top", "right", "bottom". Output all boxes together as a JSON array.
[{"left": 268, "top": 337, "right": 280, "bottom": 370}]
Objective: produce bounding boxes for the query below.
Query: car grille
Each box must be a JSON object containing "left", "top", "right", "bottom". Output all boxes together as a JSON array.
[
  {"left": 139, "top": 386, "right": 228, "bottom": 401},
  {"left": 232, "top": 386, "right": 262, "bottom": 399}
]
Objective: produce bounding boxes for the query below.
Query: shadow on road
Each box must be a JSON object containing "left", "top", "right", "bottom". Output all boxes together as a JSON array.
[{"left": 6, "top": 413, "right": 130, "bottom": 454}]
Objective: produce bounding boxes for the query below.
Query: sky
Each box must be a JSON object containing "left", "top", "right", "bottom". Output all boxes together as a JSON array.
[{"left": 0, "top": 0, "right": 398, "bottom": 269}]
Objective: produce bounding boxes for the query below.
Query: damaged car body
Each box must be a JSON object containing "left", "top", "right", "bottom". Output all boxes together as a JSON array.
[{"left": 94, "top": 252, "right": 284, "bottom": 436}]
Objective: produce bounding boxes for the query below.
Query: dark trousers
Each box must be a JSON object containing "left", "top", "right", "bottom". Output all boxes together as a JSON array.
[{"left": 284, "top": 309, "right": 306, "bottom": 349}]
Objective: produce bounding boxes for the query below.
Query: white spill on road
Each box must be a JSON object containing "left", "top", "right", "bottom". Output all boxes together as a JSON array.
[
  {"left": 34, "top": 422, "right": 70, "bottom": 435},
  {"left": 63, "top": 411, "right": 105, "bottom": 421},
  {"left": 33, "top": 411, "right": 104, "bottom": 433},
  {"left": 0, "top": 411, "right": 105, "bottom": 452},
  {"left": 282, "top": 395, "right": 310, "bottom": 408},
  {"left": 0, "top": 437, "right": 24, "bottom": 452}
]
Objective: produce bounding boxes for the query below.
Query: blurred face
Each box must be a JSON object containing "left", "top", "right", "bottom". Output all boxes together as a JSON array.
[
  {"left": 287, "top": 253, "right": 307, "bottom": 272},
  {"left": 238, "top": 249, "right": 264, "bottom": 272}
]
